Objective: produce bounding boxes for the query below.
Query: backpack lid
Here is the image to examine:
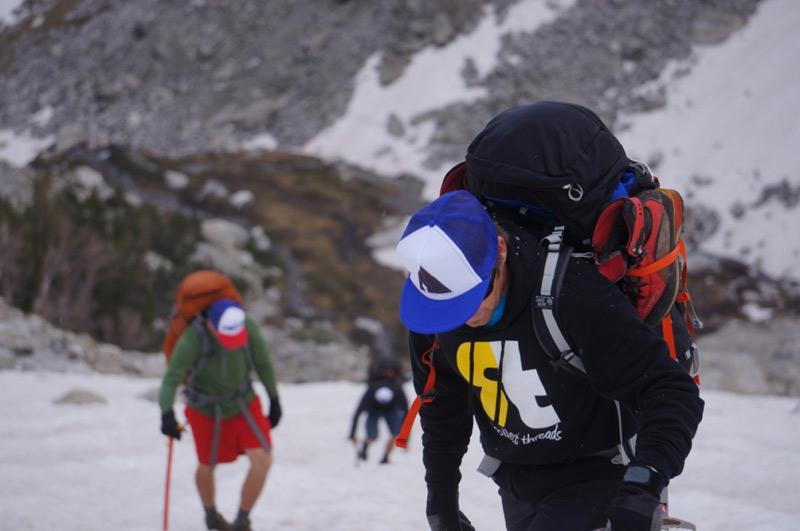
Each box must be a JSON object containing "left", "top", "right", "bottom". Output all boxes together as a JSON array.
[{"left": 464, "top": 101, "right": 631, "bottom": 242}]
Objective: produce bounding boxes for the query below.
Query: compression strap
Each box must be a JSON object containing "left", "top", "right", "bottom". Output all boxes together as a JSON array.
[{"left": 395, "top": 341, "right": 439, "bottom": 449}]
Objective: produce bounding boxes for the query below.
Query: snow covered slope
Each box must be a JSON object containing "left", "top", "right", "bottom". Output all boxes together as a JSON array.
[
  {"left": 616, "top": 0, "right": 800, "bottom": 282},
  {"left": 0, "top": 370, "right": 798, "bottom": 530},
  {"left": 304, "top": 0, "right": 800, "bottom": 283}
]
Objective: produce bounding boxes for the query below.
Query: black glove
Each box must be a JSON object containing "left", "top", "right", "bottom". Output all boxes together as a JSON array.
[
  {"left": 426, "top": 488, "right": 475, "bottom": 531},
  {"left": 427, "top": 511, "right": 475, "bottom": 531},
  {"left": 160, "top": 410, "right": 182, "bottom": 440},
  {"left": 268, "top": 397, "right": 282, "bottom": 428},
  {"left": 605, "top": 466, "right": 666, "bottom": 531}
]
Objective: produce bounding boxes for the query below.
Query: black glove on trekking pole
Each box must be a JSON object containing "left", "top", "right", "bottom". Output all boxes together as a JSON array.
[
  {"left": 160, "top": 410, "right": 183, "bottom": 440},
  {"left": 605, "top": 465, "right": 666, "bottom": 531}
]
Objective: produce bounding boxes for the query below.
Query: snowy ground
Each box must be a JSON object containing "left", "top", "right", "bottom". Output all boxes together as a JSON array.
[
  {"left": 1, "top": 370, "right": 798, "bottom": 531},
  {"left": 0, "top": 0, "right": 21, "bottom": 25}
]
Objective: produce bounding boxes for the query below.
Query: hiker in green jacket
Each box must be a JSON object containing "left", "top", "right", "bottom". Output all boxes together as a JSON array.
[{"left": 159, "top": 299, "right": 282, "bottom": 531}]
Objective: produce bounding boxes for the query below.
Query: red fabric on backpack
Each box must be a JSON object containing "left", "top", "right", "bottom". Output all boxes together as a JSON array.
[
  {"left": 440, "top": 162, "right": 468, "bottom": 196},
  {"left": 593, "top": 189, "right": 683, "bottom": 327},
  {"left": 593, "top": 189, "right": 700, "bottom": 384},
  {"left": 163, "top": 270, "right": 243, "bottom": 362}
]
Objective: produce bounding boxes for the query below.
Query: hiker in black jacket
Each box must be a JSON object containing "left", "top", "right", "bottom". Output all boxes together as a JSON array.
[
  {"left": 349, "top": 358, "right": 409, "bottom": 464},
  {"left": 395, "top": 105, "right": 703, "bottom": 531}
]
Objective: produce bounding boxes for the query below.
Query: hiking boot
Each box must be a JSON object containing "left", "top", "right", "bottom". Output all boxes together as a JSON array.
[
  {"left": 206, "top": 512, "right": 233, "bottom": 531},
  {"left": 232, "top": 518, "right": 252, "bottom": 531},
  {"left": 358, "top": 441, "right": 368, "bottom": 461}
]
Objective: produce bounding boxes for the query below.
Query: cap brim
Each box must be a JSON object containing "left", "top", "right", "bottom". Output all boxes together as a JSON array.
[
  {"left": 399, "top": 274, "right": 492, "bottom": 334},
  {"left": 216, "top": 327, "right": 249, "bottom": 349}
]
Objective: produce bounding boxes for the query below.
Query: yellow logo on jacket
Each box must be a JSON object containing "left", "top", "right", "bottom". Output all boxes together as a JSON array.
[{"left": 457, "top": 341, "right": 560, "bottom": 430}]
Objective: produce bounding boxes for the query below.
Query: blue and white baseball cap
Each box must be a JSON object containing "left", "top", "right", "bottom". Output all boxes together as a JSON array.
[
  {"left": 397, "top": 190, "right": 498, "bottom": 334},
  {"left": 208, "top": 298, "right": 249, "bottom": 349}
]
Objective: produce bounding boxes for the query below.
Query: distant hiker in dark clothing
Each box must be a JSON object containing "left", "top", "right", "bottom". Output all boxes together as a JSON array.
[
  {"left": 159, "top": 299, "right": 282, "bottom": 531},
  {"left": 366, "top": 354, "right": 405, "bottom": 385},
  {"left": 395, "top": 103, "right": 704, "bottom": 531},
  {"left": 349, "top": 357, "right": 409, "bottom": 464}
]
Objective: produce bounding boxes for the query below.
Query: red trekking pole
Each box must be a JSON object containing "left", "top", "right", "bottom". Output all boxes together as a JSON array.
[
  {"left": 163, "top": 424, "right": 185, "bottom": 530},
  {"left": 163, "top": 436, "right": 175, "bottom": 531}
]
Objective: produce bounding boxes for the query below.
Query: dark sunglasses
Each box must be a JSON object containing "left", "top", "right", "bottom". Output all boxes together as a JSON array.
[{"left": 483, "top": 268, "right": 497, "bottom": 300}]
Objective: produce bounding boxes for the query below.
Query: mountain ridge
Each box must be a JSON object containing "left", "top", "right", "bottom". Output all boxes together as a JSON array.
[{"left": 2, "top": 0, "right": 798, "bottom": 392}]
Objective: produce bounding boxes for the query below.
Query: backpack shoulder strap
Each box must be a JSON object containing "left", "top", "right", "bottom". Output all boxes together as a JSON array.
[
  {"left": 184, "top": 317, "right": 264, "bottom": 464},
  {"left": 395, "top": 339, "right": 439, "bottom": 449},
  {"left": 531, "top": 226, "right": 586, "bottom": 375},
  {"left": 186, "top": 317, "right": 254, "bottom": 395},
  {"left": 187, "top": 317, "right": 215, "bottom": 385}
]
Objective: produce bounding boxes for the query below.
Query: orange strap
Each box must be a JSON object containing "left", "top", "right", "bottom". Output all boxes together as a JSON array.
[
  {"left": 626, "top": 239, "right": 685, "bottom": 277},
  {"left": 395, "top": 341, "right": 439, "bottom": 448},
  {"left": 661, "top": 304, "right": 700, "bottom": 384},
  {"left": 661, "top": 313, "right": 677, "bottom": 361}
]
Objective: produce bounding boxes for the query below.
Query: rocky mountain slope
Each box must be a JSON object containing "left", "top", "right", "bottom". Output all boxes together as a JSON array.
[
  {"left": 1, "top": 0, "right": 798, "bottom": 394},
  {"left": 1, "top": 0, "right": 761, "bottom": 160}
]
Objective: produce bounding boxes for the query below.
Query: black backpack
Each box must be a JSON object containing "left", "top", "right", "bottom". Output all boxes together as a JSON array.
[{"left": 444, "top": 101, "right": 701, "bottom": 380}]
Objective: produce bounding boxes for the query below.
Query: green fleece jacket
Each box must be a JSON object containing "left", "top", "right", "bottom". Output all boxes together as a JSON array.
[{"left": 158, "top": 316, "right": 279, "bottom": 418}]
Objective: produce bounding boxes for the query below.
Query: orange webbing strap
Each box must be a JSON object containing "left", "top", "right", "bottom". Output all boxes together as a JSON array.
[
  {"left": 661, "top": 313, "right": 677, "bottom": 361},
  {"left": 661, "top": 297, "right": 700, "bottom": 384},
  {"left": 673, "top": 241, "right": 702, "bottom": 384},
  {"left": 395, "top": 341, "right": 439, "bottom": 449},
  {"left": 677, "top": 292, "right": 694, "bottom": 335},
  {"left": 626, "top": 239, "right": 684, "bottom": 277}
]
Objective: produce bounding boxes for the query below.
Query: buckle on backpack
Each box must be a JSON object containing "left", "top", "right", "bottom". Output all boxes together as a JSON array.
[
  {"left": 684, "top": 343, "right": 701, "bottom": 378},
  {"left": 534, "top": 295, "right": 555, "bottom": 309},
  {"left": 420, "top": 389, "right": 438, "bottom": 403}
]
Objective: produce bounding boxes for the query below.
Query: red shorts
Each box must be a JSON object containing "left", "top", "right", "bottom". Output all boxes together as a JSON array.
[{"left": 185, "top": 395, "right": 272, "bottom": 465}]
